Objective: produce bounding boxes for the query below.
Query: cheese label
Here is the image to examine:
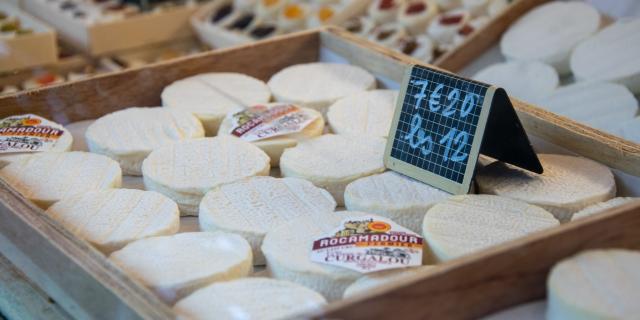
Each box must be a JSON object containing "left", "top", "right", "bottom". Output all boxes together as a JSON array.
[
  {"left": 0, "top": 114, "right": 65, "bottom": 154},
  {"left": 310, "top": 216, "right": 423, "bottom": 273},
  {"left": 228, "top": 104, "right": 317, "bottom": 142}
]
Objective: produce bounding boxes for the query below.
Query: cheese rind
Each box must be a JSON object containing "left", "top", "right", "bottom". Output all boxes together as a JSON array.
[
  {"left": 473, "top": 61, "right": 559, "bottom": 103},
  {"left": 199, "top": 176, "right": 337, "bottom": 265},
  {"left": 109, "top": 232, "right": 252, "bottom": 305},
  {"left": 571, "top": 197, "right": 638, "bottom": 221},
  {"left": 46, "top": 189, "right": 179, "bottom": 254},
  {"left": 343, "top": 266, "right": 435, "bottom": 298},
  {"left": 327, "top": 90, "right": 399, "bottom": 138}
]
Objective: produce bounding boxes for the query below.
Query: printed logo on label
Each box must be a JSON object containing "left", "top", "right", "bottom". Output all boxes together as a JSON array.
[
  {"left": 228, "top": 104, "right": 318, "bottom": 142},
  {"left": 0, "top": 114, "right": 65, "bottom": 154}
]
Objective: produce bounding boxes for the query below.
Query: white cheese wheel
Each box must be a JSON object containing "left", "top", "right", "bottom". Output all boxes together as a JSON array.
[
  {"left": 473, "top": 61, "right": 559, "bottom": 103},
  {"left": 217, "top": 104, "right": 324, "bottom": 167},
  {"left": 280, "top": 134, "right": 386, "bottom": 206},
  {"left": 571, "top": 19, "right": 640, "bottom": 94},
  {"left": 142, "top": 136, "right": 270, "bottom": 216},
  {"left": 367, "top": 0, "right": 404, "bottom": 24},
  {"left": 161, "top": 73, "right": 271, "bottom": 135},
  {"left": 422, "top": 195, "right": 558, "bottom": 262},
  {"left": 572, "top": 197, "right": 638, "bottom": 221},
  {"left": 344, "top": 171, "right": 450, "bottom": 233},
  {"left": 477, "top": 154, "right": 616, "bottom": 222},
  {"left": 109, "top": 232, "right": 252, "bottom": 305},
  {"left": 199, "top": 176, "right": 337, "bottom": 265},
  {"left": 327, "top": 90, "right": 399, "bottom": 138},
  {"left": 610, "top": 117, "right": 640, "bottom": 143},
  {"left": 86, "top": 107, "right": 205, "bottom": 176},
  {"left": 267, "top": 63, "right": 376, "bottom": 114},
  {"left": 397, "top": 0, "right": 439, "bottom": 35},
  {"left": 174, "top": 278, "right": 326, "bottom": 320},
  {"left": 500, "top": 1, "right": 600, "bottom": 75},
  {"left": 0, "top": 122, "right": 73, "bottom": 168},
  {"left": 66, "top": 119, "right": 94, "bottom": 151},
  {"left": 46, "top": 189, "right": 179, "bottom": 254},
  {"left": 547, "top": 249, "right": 640, "bottom": 320},
  {"left": 343, "top": 266, "right": 435, "bottom": 298},
  {"left": 482, "top": 301, "right": 547, "bottom": 320},
  {"left": 427, "top": 9, "right": 470, "bottom": 46},
  {"left": 0, "top": 152, "right": 121, "bottom": 208}
]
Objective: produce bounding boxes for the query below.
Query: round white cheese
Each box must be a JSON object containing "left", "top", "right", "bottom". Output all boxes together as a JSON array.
[
  {"left": 572, "top": 197, "right": 638, "bottom": 221},
  {"left": 66, "top": 119, "right": 94, "bottom": 151},
  {"left": 571, "top": 19, "right": 640, "bottom": 94},
  {"left": 428, "top": 9, "right": 471, "bottom": 47},
  {"left": 343, "top": 266, "right": 435, "bottom": 298},
  {"left": 547, "top": 249, "right": 640, "bottom": 320},
  {"left": 161, "top": 73, "right": 271, "bottom": 135},
  {"left": 500, "top": 1, "right": 600, "bottom": 75},
  {"left": 473, "top": 61, "right": 559, "bottom": 103},
  {"left": 267, "top": 63, "right": 376, "bottom": 114},
  {"left": 477, "top": 154, "right": 616, "bottom": 222},
  {"left": 46, "top": 189, "right": 179, "bottom": 254},
  {"left": 0, "top": 122, "right": 73, "bottom": 168},
  {"left": 367, "top": 0, "right": 403, "bottom": 24},
  {"left": 422, "top": 195, "right": 558, "bottom": 262},
  {"left": 609, "top": 117, "right": 640, "bottom": 144},
  {"left": 86, "top": 107, "right": 205, "bottom": 176},
  {"left": 0, "top": 152, "right": 121, "bottom": 208},
  {"left": 344, "top": 171, "right": 450, "bottom": 233},
  {"left": 280, "top": 134, "right": 386, "bottom": 206},
  {"left": 142, "top": 136, "right": 270, "bottom": 216},
  {"left": 174, "top": 278, "right": 326, "bottom": 320},
  {"left": 109, "top": 232, "right": 252, "bottom": 305},
  {"left": 397, "top": 0, "right": 439, "bottom": 35},
  {"left": 327, "top": 90, "right": 399, "bottom": 138},
  {"left": 199, "top": 176, "right": 337, "bottom": 265}
]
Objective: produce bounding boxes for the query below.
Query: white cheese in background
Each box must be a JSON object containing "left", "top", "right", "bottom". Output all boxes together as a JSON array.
[
  {"left": 66, "top": 119, "right": 94, "bottom": 152},
  {"left": 0, "top": 123, "right": 73, "bottom": 168},
  {"left": 572, "top": 197, "right": 638, "bottom": 220},
  {"left": 0, "top": 151, "right": 121, "bottom": 208},
  {"left": 343, "top": 266, "right": 435, "bottom": 298},
  {"left": 609, "top": 117, "right": 640, "bottom": 144},
  {"left": 86, "top": 107, "right": 205, "bottom": 176},
  {"left": 199, "top": 176, "right": 337, "bottom": 265},
  {"left": 174, "top": 278, "right": 326, "bottom": 320},
  {"left": 500, "top": 1, "right": 600, "bottom": 75},
  {"left": 46, "top": 189, "right": 179, "bottom": 254},
  {"left": 473, "top": 61, "right": 559, "bottom": 103},
  {"left": 422, "top": 195, "right": 558, "bottom": 262},
  {"left": 142, "top": 136, "right": 270, "bottom": 216},
  {"left": 547, "top": 249, "right": 640, "bottom": 320},
  {"left": 109, "top": 232, "right": 252, "bottom": 305},
  {"left": 327, "top": 90, "right": 399, "bottom": 138},
  {"left": 476, "top": 154, "right": 616, "bottom": 223},
  {"left": 161, "top": 73, "right": 271, "bottom": 136},
  {"left": 344, "top": 171, "right": 450, "bottom": 233},
  {"left": 397, "top": 0, "right": 439, "bottom": 35},
  {"left": 280, "top": 134, "right": 386, "bottom": 206}
]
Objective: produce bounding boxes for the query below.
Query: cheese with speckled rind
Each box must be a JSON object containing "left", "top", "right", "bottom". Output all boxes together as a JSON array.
[
  {"left": 162, "top": 73, "right": 271, "bottom": 135},
  {"left": 344, "top": 171, "right": 450, "bottom": 233},
  {"left": 174, "top": 278, "right": 326, "bottom": 320},
  {"left": 422, "top": 195, "right": 558, "bottom": 262},
  {"left": 109, "top": 232, "right": 252, "bottom": 305},
  {"left": 500, "top": 2, "right": 600, "bottom": 75},
  {"left": 327, "top": 90, "right": 399, "bottom": 138},
  {"left": 547, "top": 249, "right": 640, "bottom": 320},
  {"left": 280, "top": 134, "right": 386, "bottom": 206},
  {"left": 473, "top": 61, "right": 559, "bottom": 103},
  {"left": 477, "top": 154, "right": 616, "bottom": 222},
  {"left": 572, "top": 197, "right": 638, "bottom": 221},
  {"left": 199, "top": 176, "right": 336, "bottom": 265},
  {"left": 217, "top": 104, "right": 324, "bottom": 167},
  {"left": 0, "top": 152, "right": 121, "bottom": 208},
  {"left": 343, "top": 266, "right": 435, "bottom": 298},
  {"left": 86, "top": 107, "right": 205, "bottom": 176},
  {"left": 46, "top": 189, "right": 179, "bottom": 254},
  {"left": 142, "top": 136, "right": 270, "bottom": 216},
  {"left": 267, "top": 63, "right": 376, "bottom": 114},
  {"left": 0, "top": 122, "right": 73, "bottom": 168},
  {"left": 66, "top": 119, "right": 94, "bottom": 151}
]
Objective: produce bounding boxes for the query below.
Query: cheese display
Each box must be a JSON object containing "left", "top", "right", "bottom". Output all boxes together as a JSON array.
[
  {"left": 477, "top": 154, "right": 616, "bottom": 223},
  {"left": 161, "top": 73, "right": 271, "bottom": 135},
  {"left": 422, "top": 195, "right": 558, "bottom": 262},
  {"left": 472, "top": 61, "right": 559, "bottom": 103},
  {"left": 499, "top": 1, "right": 600, "bottom": 75},
  {"left": 0, "top": 119, "right": 73, "bottom": 168},
  {"left": 85, "top": 107, "right": 205, "bottom": 175},
  {"left": 217, "top": 103, "right": 324, "bottom": 166},
  {"left": 344, "top": 171, "right": 450, "bottom": 233},
  {"left": 326, "top": 90, "right": 399, "bottom": 138},
  {"left": 109, "top": 232, "right": 252, "bottom": 305},
  {"left": 141, "top": 136, "right": 270, "bottom": 216},
  {"left": 570, "top": 18, "right": 640, "bottom": 94},
  {"left": 547, "top": 249, "right": 640, "bottom": 320},
  {"left": 572, "top": 197, "right": 638, "bottom": 221},
  {"left": 66, "top": 119, "right": 94, "bottom": 152},
  {"left": 280, "top": 134, "right": 386, "bottom": 206},
  {"left": 199, "top": 176, "right": 337, "bottom": 265},
  {"left": 267, "top": 63, "right": 376, "bottom": 114},
  {"left": 173, "top": 278, "right": 326, "bottom": 320},
  {"left": 343, "top": 266, "right": 434, "bottom": 298},
  {"left": 0, "top": 151, "right": 121, "bottom": 208},
  {"left": 45, "top": 189, "right": 179, "bottom": 254}
]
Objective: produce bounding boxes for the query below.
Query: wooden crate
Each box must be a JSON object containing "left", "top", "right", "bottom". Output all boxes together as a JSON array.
[{"left": 0, "top": 27, "right": 639, "bottom": 320}]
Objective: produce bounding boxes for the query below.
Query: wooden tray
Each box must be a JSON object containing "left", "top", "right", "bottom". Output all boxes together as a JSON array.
[{"left": 0, "top": 27, "right": 639, "bottom": 320}]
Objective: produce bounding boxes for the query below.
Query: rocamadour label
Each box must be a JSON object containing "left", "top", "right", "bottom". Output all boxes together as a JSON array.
[
  {"left": 0, "top": 114, "right": 65, "bottom": 154},
  {"left": 310, "top": 216, "right": 423, "bottom": 273},
  {"left": 228, "top": 104, "right": 317, "bottom": 142}
]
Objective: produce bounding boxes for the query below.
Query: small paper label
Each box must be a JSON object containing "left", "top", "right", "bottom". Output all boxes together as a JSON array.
[
  {"left": 310, "top": 216, "right": 423, "bottom": 273},
  {"left": 0, "top": 114, "right": 65, "bottom": 154},
  {"left": 228, "top": 104, "right": 317, "bottom": 142}
]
